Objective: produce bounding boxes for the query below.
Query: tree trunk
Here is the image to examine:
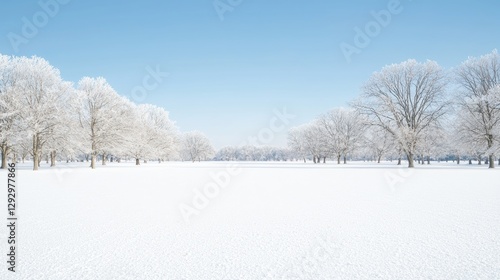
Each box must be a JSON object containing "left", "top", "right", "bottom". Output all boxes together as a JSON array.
[
  {"left": 427, "top": 156, "right": 430, "bottom": 165},
  {"left": 33, "top": 134, "right": 39, "bottom": 171},
  {"left": 102, "top": 154, "right": 107, "bottom": 165},
  {"left": 1, "top": 145, "right": 8, "bottom": 169},
  {"left": 33, "top": 153, "right": 39, "bottom": 171},
  {"left": 337, "top": 155, "right": 341, "bottom": 164},
  {"left": 488, "top": 154, "right": 494, "bottom": 168},
  {"left": 323, "top": 157, "right": 326, "bottom": 163},
  {"left": 303, "top": 157, "right": 306, "bottom": 163},
  {"left": 397, "top": 157, "right": 401, "bottom": 165},
  {"left": 343, "top": 155, "right": 347, "bottom": 164},
  {"left": 50, "top": 151, "right": 56, "bottom": 167},
  {"left": 407, "top": 152, "right": 414, "bottom": 168},
  {"left": 90, "top": 154, "right": 96, "bottom": 169},
  {"left": 478, "top": 157, "right": 482, "bottom": 165},
  {"left": 469, "top": 159, "right": 472, "bottom": 165},
  {"left": 136, "top": 158, "right": 140, "bottom": 165},
  {"left": 377, "top": 155, "right": 381, "bottom": 163},
  {"left": 457, "top": 155, "right": 460, "bottom": 164}
]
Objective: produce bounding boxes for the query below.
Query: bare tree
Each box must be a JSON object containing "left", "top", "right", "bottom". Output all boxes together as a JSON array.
[
  {"left": 288, "top": 126, "right": 308, "bottom": 162},
  {"left": 318, "top": 108, "right": 365, "bottom": 164},
  {"left": 181, "top": 131, "right": 214, "bottom": 162},
  {"left": 364, "top": 126, "right": 394, "bottom": 163},
  {"left": 354, "top": 59, "right": 449, "bottom": 167},
  {"left": 289, "top": 122, "right": 326, "bottom": 163},
  {"left": 455, "top": 50, "right": 500, "bottom": 168}
]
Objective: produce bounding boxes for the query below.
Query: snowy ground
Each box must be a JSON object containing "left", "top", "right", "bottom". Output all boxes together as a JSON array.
[{"left": 0, "top": 161, "right": 499, "bottom": 279}]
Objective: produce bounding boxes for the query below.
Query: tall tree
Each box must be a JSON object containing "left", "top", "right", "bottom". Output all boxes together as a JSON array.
[
  {"left": 0, "top": 54, "right": 18, "bottom": 168},
  {"left": 11, "top": 56, "right": 70, "bottom": 170},
  {"left": 455, "top": 50, "right": 500, "bottom": 168},
  {"left": 76, "top": 77, "right": 133, "bottom": 169},
  {"left": 354, "top": 59, "right": 449, "bottom": 167}
]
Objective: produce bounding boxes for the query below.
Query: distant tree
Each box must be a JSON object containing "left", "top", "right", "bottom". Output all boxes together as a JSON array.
[
  {"left": 354, "top": 59, "right": 449, "bottom": 167},
  {"left": 416, "top": 124, "right": 446, "bottom": 164},
  {"left": 288, "top": 126, "right": 308, "bottom": 162},
  {"left": 318, "top": 108, "right": 365, "bottom": 164},
  {"left": 297, "top": 121, "right": 327, "bottom": 163},
  {"left": 128, "top": 104, "right": 179, "bottom": 165},
  {"left": 182, "top": 131, "right": 214, "bottom": 162},
  {"left": 364, "top": 126, "right": 394, "bottom": 163}
]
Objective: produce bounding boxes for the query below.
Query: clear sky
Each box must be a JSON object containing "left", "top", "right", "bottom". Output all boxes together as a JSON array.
[{"left": 1, "top": 0, "right": 499, "bottom": 148}]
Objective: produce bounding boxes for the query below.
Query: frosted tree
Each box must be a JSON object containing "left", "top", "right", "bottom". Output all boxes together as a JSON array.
[
  {"left": 214, "top": 146, "right": 237, "bottom": 161},
  {"left": 290, "top": 122, "right": 326, "bottom": 163},
  {"left": 181, "top": 131, "right": 214, "bottom": 162},
  {"left": 354, "top": 59, "right": 449, "bottom": 168},
  {"left": 11, "top": 56, "right": 70, "bottom": 170},
  {"left": 416, "top": 125, "right": 446, "bottom": 164},
  {"left": 128, "top": 104, "right": 179, "bottom": 165},
  {"left": 0, "top": 54, "right": 19, "bottom": 168},
  {"left": 45, "top": 90, "right": 82, "bottom": 166},
  {"left": 76, "top": 77, "right": 133, "bottom": 169},
  {"left": 455, "top": 50, "right": 500, "bottom": 168},
  {"left": 363, "top": 126, "right": 394, "bottom": 163},
  {"left": 318, "top": 108, "right": 365, "bottom": 164},
  {"left": 143, "top": 104, "right": 179, "bottom": 162},
  {"left": 288, "top": 127, "right": 308, "bottom": 162}
]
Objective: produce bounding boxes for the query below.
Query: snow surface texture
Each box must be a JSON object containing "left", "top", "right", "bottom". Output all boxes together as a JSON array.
[{"left": 0, "top": 161, "right": 499, "bottom": 279}]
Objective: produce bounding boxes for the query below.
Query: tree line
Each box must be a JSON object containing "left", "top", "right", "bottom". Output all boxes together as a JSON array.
[
  {"left": 287, "top": 51, "right": 500, "bottom": 168},
  {"left": 0, "top": 54, "right": 215, "bottom": 170},
  {"left": 2, "top": 51, "right": 499, "bottom": 169}
]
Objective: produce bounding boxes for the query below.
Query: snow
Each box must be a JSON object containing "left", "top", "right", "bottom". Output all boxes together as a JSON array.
[{"left": 1, "top": 161, "right": 499, "bottom": 279}]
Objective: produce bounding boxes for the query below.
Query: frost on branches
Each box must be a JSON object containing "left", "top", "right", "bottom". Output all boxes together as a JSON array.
[
  {"left": 456, "top": 50, "right": 500, "bottom": 168},
  {"left": 354, "top": 59, "right": 449, "bottom": 168}
]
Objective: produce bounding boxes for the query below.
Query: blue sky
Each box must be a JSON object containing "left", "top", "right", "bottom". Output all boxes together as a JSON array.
[{"left": 1, "top": 0, "right": 499, "bottom": 148}]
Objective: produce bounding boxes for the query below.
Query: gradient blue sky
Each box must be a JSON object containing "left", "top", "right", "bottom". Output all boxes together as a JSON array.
[{"left": 1, "top": 0, "right": 499, "bottom": 148}]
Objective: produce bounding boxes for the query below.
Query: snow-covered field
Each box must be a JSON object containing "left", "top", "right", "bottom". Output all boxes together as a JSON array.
[{"left": 1, "top": 161, "right": 499, "bottom": 279}]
